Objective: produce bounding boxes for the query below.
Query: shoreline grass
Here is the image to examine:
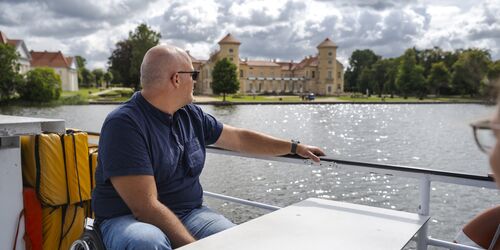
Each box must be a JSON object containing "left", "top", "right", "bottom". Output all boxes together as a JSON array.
[
  {"left": 214, "top": 95, "right": 303, "bottom": 102},
  {"left": 211, "top": 94, "right": 489, "bottom": 103},
  {"left": 2, "top": 90, "right": 491, "bottom": 106},
  {"left": 335, "top": 95, "right": 488, "bottom": 103}
]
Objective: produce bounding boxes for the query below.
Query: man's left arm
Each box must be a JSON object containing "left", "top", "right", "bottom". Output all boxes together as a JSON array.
[{"left": 214, "top": 124, "right": 325, "bottom": 162}]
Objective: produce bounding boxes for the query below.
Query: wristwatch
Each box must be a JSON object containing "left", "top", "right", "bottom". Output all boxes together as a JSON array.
[{"left": 291, "top": 140, "right": 300, "bottom": 154}]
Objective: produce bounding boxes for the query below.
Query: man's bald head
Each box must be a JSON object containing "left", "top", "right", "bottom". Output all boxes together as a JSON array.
[{"left": 140, "top": 44, "right": 191, "bottom": 88}]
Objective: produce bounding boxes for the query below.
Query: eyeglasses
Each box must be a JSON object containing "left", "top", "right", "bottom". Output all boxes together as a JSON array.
[
  {"left": 471, "top": 119, "right": 500, "bottom": 154},
  {"left": 177, "top": 71, "right": 199, "bottom": 81}
]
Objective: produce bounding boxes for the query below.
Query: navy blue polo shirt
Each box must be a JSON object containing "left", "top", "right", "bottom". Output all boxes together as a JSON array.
[{"left": 92, "top": 92, "right": 223, "bottom": 220}]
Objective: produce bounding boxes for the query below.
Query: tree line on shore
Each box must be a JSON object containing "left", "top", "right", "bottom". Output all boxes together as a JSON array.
[
  {"left": 344, "top": 47, "right": 500, "bottom": 100},
  {"left": 2, "top": 22, "right": 499, "bottom": 103}
]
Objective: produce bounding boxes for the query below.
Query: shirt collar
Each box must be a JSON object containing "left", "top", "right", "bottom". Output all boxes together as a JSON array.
[{"left": 134, "top": 91, "right": 174, "bottom": 125}]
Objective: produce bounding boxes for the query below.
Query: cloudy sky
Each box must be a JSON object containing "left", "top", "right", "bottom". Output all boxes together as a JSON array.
[{"left": 1, "top": 0, "right": 499, "bottom": 69}]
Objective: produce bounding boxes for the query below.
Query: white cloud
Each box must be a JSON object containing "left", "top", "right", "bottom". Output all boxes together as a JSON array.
[{"left": 0, "top": 0, "right": 498, "bottom": 69}]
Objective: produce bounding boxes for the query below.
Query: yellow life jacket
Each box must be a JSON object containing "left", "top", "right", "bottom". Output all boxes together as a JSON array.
[
  {"left": 21, "top": 130, "right": 91, "bottom": 206},
  {"left": 21, "top": 129, "right": 99, "bottom": 249},
  {"left": 42, "top": 203, "right": 87, "bottom": 250}
]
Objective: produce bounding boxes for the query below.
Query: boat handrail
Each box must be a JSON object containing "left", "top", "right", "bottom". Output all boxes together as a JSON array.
[
  {"left": 206, "top": 146, "right": 496, "bottom": 189},
  {"left": 204, "top": 146, "right": 495, "bottom": 250}
]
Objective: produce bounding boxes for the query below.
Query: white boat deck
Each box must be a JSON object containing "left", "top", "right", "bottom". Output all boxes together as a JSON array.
[
  {"left": 179, "top": 198, "right": 430, "bottom": 250},
  {"left": 0, "top": 115, "right": 64, "bottom": 136}
]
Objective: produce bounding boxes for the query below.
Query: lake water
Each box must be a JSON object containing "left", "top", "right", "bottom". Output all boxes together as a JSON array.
[{"left": 2, "top": 103, "right": 499, "bottom": 248}]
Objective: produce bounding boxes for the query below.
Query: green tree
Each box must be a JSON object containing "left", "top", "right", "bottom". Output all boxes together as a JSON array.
[
  {"left": 396, "top": 49, "right": 425, "bottom": 98},
  {"left": 0, "top": 43, "right": 23, "bottom": 102},
  {"left": 344, "top": 49, "right": 380, "bottom": 92},
  {"left": 358, "top": 67, "right": 374, "bottom": 96},
  {"left": 108, "top": 24, "right": 160, "bottom": 90},
  {"left": 81, "top": 68, "right": 94, "bottom": 87},
  {"left": 75, "top": 55, "right": 87, "bottom": 86},
  {"left": 383, "top": 58, "right": 400, "bottom": 98},
  {"left": 92, "top": 68, "right": 105, "bottom": 88},
  {"left": 485, "top": 60, "right": 500, "bottom": 100},
  {"left": 108, "top": 40, "right": 132, "bottom": 87},
  {"left": 104, "top": 71, "right": 114, "bottom": 88},
  {"left": 75, "top": 55, "right": 86, "bottom": 69},
  {"left": 371, "top": 59, "right": 392, "bottom": 97},
  {"left": 415, "top": 47, "right": 449, "bottom": 78},
  {"left": 427, "top": 62, "right": 451, "bottom": 97},
  {"left": 442, "top": 50, "right": 460, "bottom": 70},
  {"left": 451, "top": 49, "right": 491, "bottom": 97},
  {"left": 19, "top": 68, "right": 61, "bottom": 102},
  {"left": 488, "top": 60, "right": 500, "bottom": 84},
  {"left": 212, "top": 58, "right": 239, "bottom": 102},
  {"left": 414, "top": 65, "right": 427, "bottom": 99},
  {"left": 130, "top": 24, "right": 161, "bottom": 90}
]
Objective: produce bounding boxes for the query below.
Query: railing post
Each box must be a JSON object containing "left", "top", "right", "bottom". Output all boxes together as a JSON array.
[{"left": 417, "top": 176, "right": 431, "bottom": 250}]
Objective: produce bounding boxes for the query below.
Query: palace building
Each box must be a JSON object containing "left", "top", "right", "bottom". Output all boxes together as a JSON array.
[{"left": 193, "top": 33, "right": 344, "bottom": 95}]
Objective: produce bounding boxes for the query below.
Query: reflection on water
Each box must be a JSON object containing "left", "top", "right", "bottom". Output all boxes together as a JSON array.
[{"left": 1, "top": 103, "right": 499, "bottom": 245}]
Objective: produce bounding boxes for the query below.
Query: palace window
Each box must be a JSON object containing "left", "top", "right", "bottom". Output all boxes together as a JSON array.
[
  {"left": 229, "top": 48, "right": 233, "bottom": 53},
  {"left": 328, "top": 71, "right": 332, "bottom": 79},
  {"left": 312, "top": 71, "right": 315, "bottom": 78},
  {"left": 240, "top": 70, "right": 244, "bottom": 77},
  {"left": 328, "top": 51, "right": 332, "bottom": 56},
  {"left": 328, "top": 60, "right": 332, "bottom": 64},
  {"left": 338, "top": 72, "right": 341, "bottom": 79}
]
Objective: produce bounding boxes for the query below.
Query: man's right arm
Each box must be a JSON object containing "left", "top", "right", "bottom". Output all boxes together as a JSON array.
[{"left": 110, "top": 175, "right": 196, "bottom": 248}]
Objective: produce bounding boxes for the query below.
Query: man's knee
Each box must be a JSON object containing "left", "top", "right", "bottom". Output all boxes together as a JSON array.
[
  {"left": 205, "top": 215, "right": 236, "bottom": 235},
  {"left": 183, "top": 207, "right": 236, "bottom": 239},
  {"left": 125, "top": 227, "right": 171, "bottom": 250},
  {"left": 101, "top": 215, "right": 172, "bottom": 250}
]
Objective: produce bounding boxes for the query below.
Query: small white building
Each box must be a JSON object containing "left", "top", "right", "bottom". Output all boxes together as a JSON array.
[
  {"left": 1, "top": 30, "right": 79, "bottom": 92},
  {"left": 0, "top": 31, "right": 31, "bottom": 74},
  {"left": 30, "top": 51, "right": 79, "bottom": 91}
]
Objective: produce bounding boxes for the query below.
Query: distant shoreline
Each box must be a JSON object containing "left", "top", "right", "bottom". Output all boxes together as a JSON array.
[{"left": 88, "top": 100, "right": 493, "bottom": 105}]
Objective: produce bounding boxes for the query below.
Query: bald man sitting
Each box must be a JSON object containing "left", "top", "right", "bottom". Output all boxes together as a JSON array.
[{"left": 91, "top": 44, "right": 325, "bottom": 249}]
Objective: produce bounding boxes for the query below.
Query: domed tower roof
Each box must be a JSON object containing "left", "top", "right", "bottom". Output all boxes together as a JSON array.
[
  {"left": 316, "top": 38, "right": 337, "bottom": 48},
  {"left": 218, "top": 33, "right": 241, "bottom": 45}
]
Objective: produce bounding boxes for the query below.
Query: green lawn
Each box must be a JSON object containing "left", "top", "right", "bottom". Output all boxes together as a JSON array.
[
  {"left": 61, "top": 87, "right": 101, "bottom": 99},
  {"left": 336, "top": 95, "right": 486, "bottom": 102},
  {"left": 59, "top": 87, "right": 101, "bottom": 104},
  {"left": 60, "top": 87, "right": 134, "bottom": 104},
  {"left": 215, "top": 95, "right": 303, "bottom": 102},
  {"left": 58, "top": 89, "right": 488, "bottom": 104}
]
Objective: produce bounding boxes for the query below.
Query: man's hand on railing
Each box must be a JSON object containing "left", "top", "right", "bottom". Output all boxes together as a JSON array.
[{"left": 296, "top": 144, "right": 325, "bottom": 163}]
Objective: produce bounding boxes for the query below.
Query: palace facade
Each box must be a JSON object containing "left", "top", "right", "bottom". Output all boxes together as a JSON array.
[{"left": 192, "top": 34, "right": 344, "bottom": 95}]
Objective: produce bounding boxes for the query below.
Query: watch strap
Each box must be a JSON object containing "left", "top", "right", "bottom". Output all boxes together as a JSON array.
[{"left": 291, "top": 140, "right": 300, "bottom": 154}]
